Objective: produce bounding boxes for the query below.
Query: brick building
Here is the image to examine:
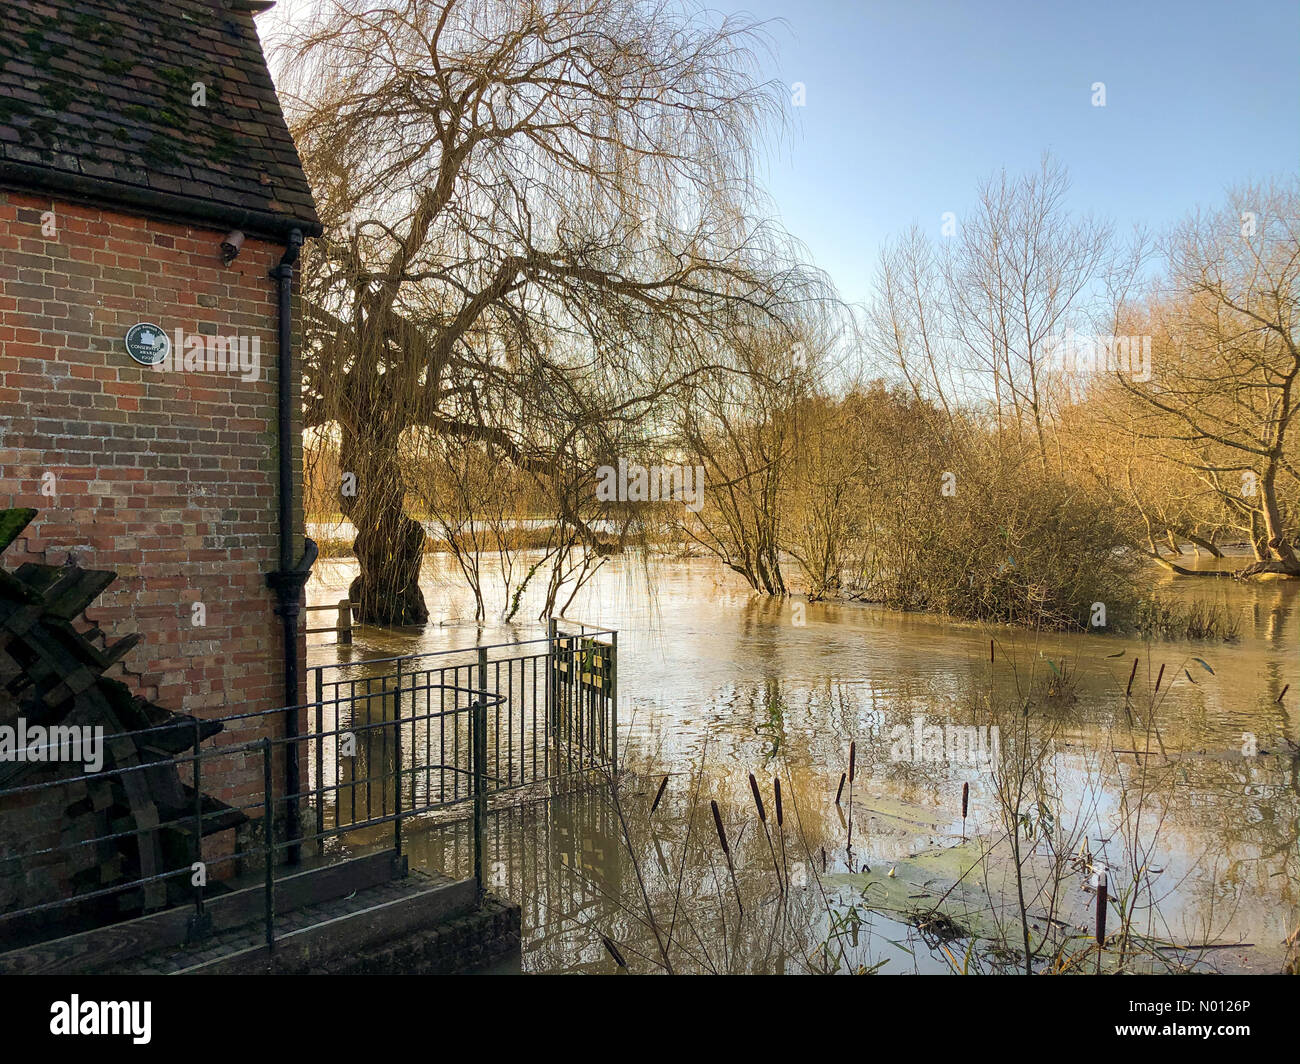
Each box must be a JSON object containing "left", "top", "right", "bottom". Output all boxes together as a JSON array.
[{"left": 0, "top": 0, "right": 319, "bottom": 818}]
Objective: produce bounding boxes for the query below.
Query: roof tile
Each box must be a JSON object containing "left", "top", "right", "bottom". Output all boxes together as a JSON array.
[{"left": 0, "top": 0, "right": 319, "bottom": 237}]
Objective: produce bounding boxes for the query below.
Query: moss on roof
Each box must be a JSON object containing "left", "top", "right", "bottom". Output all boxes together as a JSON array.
[{"left": 0, "top": 0, "right": 319, "bottom": 237}]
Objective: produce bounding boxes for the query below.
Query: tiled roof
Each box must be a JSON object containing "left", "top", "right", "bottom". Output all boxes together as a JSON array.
[{"left": 0, "top": 0, "right": 320, "bottom": 238}]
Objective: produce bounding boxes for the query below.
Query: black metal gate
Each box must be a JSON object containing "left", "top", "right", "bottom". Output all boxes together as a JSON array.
[{"left": 548, "top": 619, "right": 617, "bottom": 775}]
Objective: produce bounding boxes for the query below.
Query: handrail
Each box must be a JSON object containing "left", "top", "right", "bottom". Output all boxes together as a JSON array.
[
  {"left": 0, "top": 688, "right": 501, "bottom": 935},
  {"left": 308, "top": 625, "right": 617, "bottom": 676},
  {"left": 0, "top": 628, "right": 617, "bottom": 960}
]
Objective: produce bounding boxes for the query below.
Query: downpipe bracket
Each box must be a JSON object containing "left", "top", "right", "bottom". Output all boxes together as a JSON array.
[{"left": 266, "top": 538, "right": 319, "bottom": 614}]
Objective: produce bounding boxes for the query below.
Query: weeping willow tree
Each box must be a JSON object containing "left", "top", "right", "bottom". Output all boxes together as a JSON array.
[{"left": 277, "top": 0, "right": 821, "bottom": 624}]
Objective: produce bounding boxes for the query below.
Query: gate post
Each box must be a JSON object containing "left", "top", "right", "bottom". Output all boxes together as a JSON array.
[
  {"left": 393, "top": 658, "right": 403, "bottom": 860},
  {"left": 609, "top": 630, "right": 618, "bottom": 775},
  {"left": 476, "top": 645, "right": 488, "bottom": 787},
  {"left": 546, "top": 617, "right": 559, "bottom": 777},
  {"left": 336, "top": 598, "right": 352, "bottom": 645},
  {"left": 314, "top": 666, "right": 324, "bottom": 843},
  {"left": 263, "top": 738, "right": 275, "bottom": 952},
  {"left": 471, "top": 697, "right": 486, "bottom": 896}
]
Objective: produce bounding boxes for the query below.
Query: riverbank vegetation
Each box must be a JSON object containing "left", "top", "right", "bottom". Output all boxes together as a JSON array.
[
  {"left": 284, "top": 1, "right": 1299, "bottom": 634},
  {"left": 677, "top": 163, "right": 1300, "bottom": 629}
]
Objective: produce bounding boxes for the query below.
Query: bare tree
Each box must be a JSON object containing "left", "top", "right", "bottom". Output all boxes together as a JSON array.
[
  {"left": 675, "top": 324, "right": 812, "bottom": 595},
  {"left": 947, "top": 155, "right": 1115, "bottom": 467},
  {"left": 1113, "top": 179, "right": 1300, "bottom": 577},
  {"left": 864, "top": 156, "right": 1115, "bottom": 471},
  {"left": 278, "top": 0, "right": 817, "bottom": 623}
]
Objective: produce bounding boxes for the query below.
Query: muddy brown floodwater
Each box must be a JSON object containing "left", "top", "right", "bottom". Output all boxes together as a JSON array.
[{"left": 308, "top": 549, "right": 1299, "bottom": 974}]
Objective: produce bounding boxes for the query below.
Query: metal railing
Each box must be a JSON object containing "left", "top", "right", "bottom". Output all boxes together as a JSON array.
[
  {"left": 307, "top": 621, "right": 618, "bottom": 818},
  {"left": 0, "top": 688, "right": 502, "bottom": 957},
  {"left": 303, "top": 597, "right": 425, "bottom": 643},
  {"left": 0, "top": 722, "right": 281, "bottom": 951},
  {"left": 0, "top": 622, "right": 617, "bottom": 958}
]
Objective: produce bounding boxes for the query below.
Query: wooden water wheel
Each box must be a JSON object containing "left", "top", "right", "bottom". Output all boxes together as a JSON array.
[{"left": 0, "top": 507, "right": 246, "bottom": 942}]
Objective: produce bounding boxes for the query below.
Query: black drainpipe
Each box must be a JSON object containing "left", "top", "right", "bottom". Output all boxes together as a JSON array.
[{"left": 266, "top": 227, "right": 316, "bottom": 866}]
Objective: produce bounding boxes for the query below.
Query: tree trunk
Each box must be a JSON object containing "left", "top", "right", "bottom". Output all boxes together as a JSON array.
[
  {"left": 1237, "top": 559, "right": 1300, "bottom": 579},
  {"left": 339, "top": 426, "right": 430, "bottom": 626},
  {"left": 1249, "top": 509, "right": 1269, "bottom": 562},
  {"left": 349, "top": 505, "right": 430, "bottom": 625},
  {"left": 1258, "top": 465, "right": 1300, "bottom": 573},
  {"left": 1179, "top": 530, "right": 1223, "bottom": 558},
  {"left": 758, "top": 542, "right": 786, "bottom": 595}
]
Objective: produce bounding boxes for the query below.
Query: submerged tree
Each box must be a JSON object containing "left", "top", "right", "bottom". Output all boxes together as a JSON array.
[
  {"left": 278, "top": 0, "right": 818, "bottom": 624},
  {"left": 675, "top": 324, "right": 813, "bottom": 595},
  {"left": 1111, "top": 180, "right": 1300, "bottom": 578}
]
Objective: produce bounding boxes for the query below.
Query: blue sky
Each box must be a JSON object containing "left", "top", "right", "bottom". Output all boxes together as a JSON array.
[{"left": 731, "top": 0, "right": 1300, "bottom": 304}]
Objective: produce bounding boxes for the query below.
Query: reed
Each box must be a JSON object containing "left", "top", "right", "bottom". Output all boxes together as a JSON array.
[
  {"left": 711, "top": 799, "right": 743, "bottom": 914},
  {"left": 602, "top": 935, "right": 629, "bottom": 970},
  {"left": 846, "top": 741, "right": 857, "bottom": 854},
  {"left": 750, "top": 773, "right": 783, "bottom": 893},
  {"left": 1133, "top": 596, "right": 1242, "bottom": 642},
  {"left": 961, "top": 781, "right": 969, "bottom": 841},
  {"left": 650, "top": 775, "right": 669, "bottom": 816},
  {"left": 1094, "top": 869, "right": 1108, "bottom": 975},
  {"left": 774, "top": 777, "right": 788, "bottom": 894}
]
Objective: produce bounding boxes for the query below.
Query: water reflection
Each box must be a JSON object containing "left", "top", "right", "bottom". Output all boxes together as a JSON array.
[{"left": 309, "top": 554, "right": 1299, "bottom": 973}]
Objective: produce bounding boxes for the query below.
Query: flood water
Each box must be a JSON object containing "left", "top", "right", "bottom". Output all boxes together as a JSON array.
[{"left": 307, "top": 550, "right": 1299, "bottom": 974}]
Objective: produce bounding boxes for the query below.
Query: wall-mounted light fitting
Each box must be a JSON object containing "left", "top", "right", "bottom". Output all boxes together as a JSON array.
[{"left": 220, "top": 230, "right": 245, "bottom": 266}]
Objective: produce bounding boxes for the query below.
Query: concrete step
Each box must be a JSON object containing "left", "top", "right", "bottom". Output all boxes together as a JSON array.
[{"left": 112, "top": 871, "right": 475, "bottom": 974}]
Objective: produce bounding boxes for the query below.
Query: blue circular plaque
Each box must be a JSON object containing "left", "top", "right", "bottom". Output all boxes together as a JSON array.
[{"left": 124, "top": 322, "right": 170, "bottom": 366}]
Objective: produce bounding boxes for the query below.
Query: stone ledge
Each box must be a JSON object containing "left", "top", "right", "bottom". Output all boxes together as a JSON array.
[{"left": 297, "top": 894, "right": 522, "bottom": 975}]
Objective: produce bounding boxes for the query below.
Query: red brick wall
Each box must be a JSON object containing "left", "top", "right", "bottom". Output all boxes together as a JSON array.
[{"left": 0, "top": 190, "right": 307, "bottom": 810}]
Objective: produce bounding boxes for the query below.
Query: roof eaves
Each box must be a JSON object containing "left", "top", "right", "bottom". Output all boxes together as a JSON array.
[{"left": 0, "top": 157, "right": 323, "bottom": 241}]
